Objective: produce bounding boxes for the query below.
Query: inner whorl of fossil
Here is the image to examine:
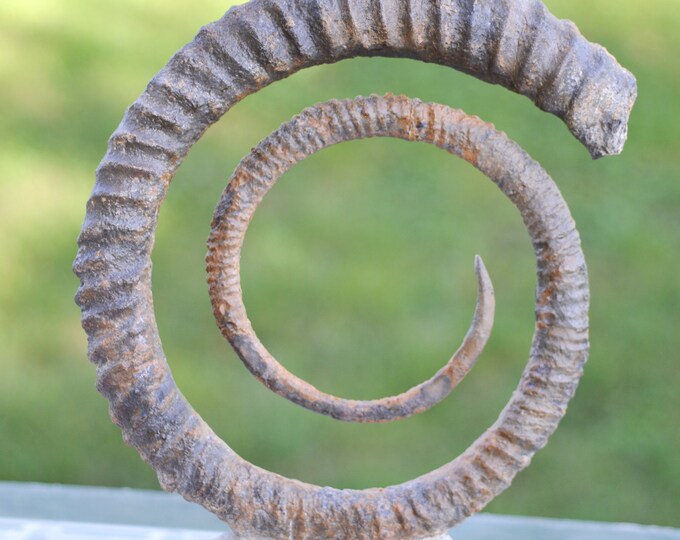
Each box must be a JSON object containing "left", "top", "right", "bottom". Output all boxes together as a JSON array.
[{"left": 206, "top": 95, "right": 497, "bottom": 423}]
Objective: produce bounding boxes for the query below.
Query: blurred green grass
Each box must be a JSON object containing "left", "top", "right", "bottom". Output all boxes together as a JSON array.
[{"left": 0, "top": 0, "right": 679, "bottom": 528}]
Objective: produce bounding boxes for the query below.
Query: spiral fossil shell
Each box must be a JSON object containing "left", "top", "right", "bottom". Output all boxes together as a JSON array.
[{"left": 73, "top": 0, "right": 636, "bottom": 538}]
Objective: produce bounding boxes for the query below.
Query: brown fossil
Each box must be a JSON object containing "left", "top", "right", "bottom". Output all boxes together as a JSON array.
[{"left": 73, "top": 0, "right": 636, "bottom": 538}]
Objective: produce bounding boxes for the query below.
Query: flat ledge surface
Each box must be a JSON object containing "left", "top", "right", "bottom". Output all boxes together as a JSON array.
[{"left": 1, "top": 482, "right": 678, "bottom": 539}]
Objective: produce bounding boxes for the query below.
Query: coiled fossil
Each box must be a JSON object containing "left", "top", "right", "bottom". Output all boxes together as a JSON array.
[{"left": 73, "top": 0, "right": 636, "bottom": 538}]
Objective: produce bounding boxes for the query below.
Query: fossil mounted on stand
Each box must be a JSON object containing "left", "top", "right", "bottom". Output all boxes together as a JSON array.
[{"left": 73, "top": 0, "right": 636, "bottom": 538}]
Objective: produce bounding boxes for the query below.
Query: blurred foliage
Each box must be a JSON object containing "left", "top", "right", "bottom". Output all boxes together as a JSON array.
[{"left": 0, "top": 0, "right": 679, "bottom": 528}]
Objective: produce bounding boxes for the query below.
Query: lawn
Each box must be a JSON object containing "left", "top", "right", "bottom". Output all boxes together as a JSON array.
[{"left": 0, "top": 0, "right": 678, "bottom": 528}]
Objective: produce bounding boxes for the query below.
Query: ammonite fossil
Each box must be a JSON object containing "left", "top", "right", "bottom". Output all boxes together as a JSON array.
[{"left": 73, "top": 0, "right": 636, "bottom": 538}]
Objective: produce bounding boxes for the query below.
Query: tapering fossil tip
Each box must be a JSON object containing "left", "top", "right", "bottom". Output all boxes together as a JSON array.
[{"left": 473, "top": 254, "right": 494, "bottom": 298}]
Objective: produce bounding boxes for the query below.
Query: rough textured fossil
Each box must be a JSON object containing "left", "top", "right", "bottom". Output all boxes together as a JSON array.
[{"left": 73, "top": 0, "right": 636, "bottom": 538}]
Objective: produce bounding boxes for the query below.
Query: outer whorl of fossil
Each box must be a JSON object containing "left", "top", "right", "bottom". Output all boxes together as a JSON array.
[{"left": 72, "top": 0, "right": 636, "bottom": 538}]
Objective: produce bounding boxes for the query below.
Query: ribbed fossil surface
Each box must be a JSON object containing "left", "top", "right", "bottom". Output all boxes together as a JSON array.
[{"left": 73, "top": 0, "right": 636, "bottom": 538}]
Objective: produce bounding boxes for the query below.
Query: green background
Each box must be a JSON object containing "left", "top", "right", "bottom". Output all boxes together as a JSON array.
[{"left": 0, "top": 0, "right": 678, "bottom": 528}]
